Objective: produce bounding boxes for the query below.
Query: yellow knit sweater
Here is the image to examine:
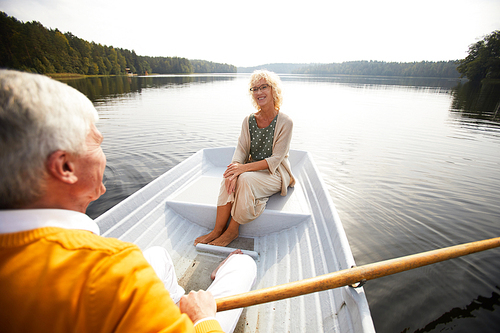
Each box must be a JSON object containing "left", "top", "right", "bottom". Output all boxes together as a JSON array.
[{"left": 0, "top": 227, "right": 223, "bottom": 333}]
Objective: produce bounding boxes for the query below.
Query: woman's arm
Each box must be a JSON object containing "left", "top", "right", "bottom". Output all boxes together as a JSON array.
[
  {"left": 265, "top": 114, "right": 293, "bottom": 174},
  {"left": 224, "top": 160, "right": 268, "bottom": 179},
  {"left": 223, "top": 160, "right": 269, "bottom": 193},
  {"left": 231, "top": 116, "right": 251, "bottom": 165}
]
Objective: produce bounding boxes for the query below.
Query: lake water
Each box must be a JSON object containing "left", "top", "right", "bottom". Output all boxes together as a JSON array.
[{"left": 63, "top": 74, "right": 500, "bottom": 333}]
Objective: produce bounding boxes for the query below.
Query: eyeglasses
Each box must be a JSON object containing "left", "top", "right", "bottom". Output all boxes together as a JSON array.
[{"left": 250, "top": 84, "right": 271, "bottom": 92}]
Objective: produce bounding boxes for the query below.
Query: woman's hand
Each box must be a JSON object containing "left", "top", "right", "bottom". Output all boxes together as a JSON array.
[
  {"left": 223, "top": 162, "right": 246, "bottom": 179},
  {"left": 223, "top": 163, "right": 245, "bottom": 194},
  {"left": 224, "top": 176, "right": 237, "bottom": 194}
]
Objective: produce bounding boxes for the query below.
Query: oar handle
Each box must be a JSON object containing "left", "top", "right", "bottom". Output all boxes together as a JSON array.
[{"left": 216, "top": 237, "right": 500, "bottom": 312}]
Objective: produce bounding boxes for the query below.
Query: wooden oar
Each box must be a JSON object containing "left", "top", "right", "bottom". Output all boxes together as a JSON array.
[{"left": 216, "top": 236, "right": 500, "bottom": 312}]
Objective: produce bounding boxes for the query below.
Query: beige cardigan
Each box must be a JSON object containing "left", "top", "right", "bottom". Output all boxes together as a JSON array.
[{"left": 232, "top": 112, "right": 295, "bottom": 196}]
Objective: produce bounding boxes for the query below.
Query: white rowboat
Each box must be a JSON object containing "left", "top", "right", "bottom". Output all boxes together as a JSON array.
[{"left": 95, "top": 147, "right": 375, "bottom": 332}]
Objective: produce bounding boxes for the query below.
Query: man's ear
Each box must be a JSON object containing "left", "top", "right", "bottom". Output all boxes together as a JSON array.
[{"left": 46, "top": 150, "right": 78, "bottom": 184}]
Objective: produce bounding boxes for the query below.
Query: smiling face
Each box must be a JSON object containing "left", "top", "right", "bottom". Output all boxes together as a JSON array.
[{"left": 251, "top": 79, "right": 275, "bottom": 110}]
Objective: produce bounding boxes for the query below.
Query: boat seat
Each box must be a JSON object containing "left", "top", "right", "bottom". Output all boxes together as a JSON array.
[{"left": 165, "top": 167, "right": 311, "bottom": 237}]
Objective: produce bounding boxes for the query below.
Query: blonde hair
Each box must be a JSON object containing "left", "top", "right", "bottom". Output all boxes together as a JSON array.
[{"left": 248, "top": 70, "right": 283, "bottom": 111}]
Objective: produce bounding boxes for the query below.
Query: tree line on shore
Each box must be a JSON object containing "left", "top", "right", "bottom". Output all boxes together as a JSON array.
[
  {"left": 240, "top": 31, "right": 499, "bottom": 84},
  {"left": 292, "top": 60, "right": 460, "bottom": 78},
  {"left": 456, "top": 30, "right": 500, "bottom": 83},
  {"left": 1, "top": 11, "right": 498, "bottom": 83},
  {"left": 294, "top": 31, "right": 500, "bottom": 83},
  {"left": 0, "top": 12, "right": 236, "bottom": 75}
]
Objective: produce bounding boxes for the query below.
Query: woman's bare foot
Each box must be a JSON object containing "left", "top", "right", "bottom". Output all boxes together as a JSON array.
[
  {"left": 211, "top": 249, "right": 243, "bottom": 280},
  {"left": 194, "top": 204, "right": 234, "bottom": 246},
  {"left": 208, "top": 228, "right": 239, "bottom": 247},
  {"left": 208, "top": 218, "right": 240, "bottom": 247},
  {"left": 194, "top": 230, "right": 223, "bottom": 246}
]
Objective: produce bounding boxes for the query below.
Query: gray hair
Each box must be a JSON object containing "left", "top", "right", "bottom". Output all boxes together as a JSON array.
[{"left": 0, "top": 70, "right": 98, "bottom": 209}]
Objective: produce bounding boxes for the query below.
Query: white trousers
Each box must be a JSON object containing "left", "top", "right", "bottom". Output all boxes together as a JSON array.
[{"left": 143, "top": 247, "right": 257, "bottom": 333}]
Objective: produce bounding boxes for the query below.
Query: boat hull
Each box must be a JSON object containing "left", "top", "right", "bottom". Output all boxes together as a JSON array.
[{"left": 96, "top": 147, "right": 375, "bottom": 332}]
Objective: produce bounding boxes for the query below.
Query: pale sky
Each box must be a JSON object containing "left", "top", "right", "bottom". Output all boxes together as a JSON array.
[{"left": 1, "top": 0, "right": 499, "bottom": 67}]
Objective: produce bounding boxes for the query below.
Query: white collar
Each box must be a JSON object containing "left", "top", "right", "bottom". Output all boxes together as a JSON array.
[{"left": 0, "top": 209, "right": 100, "bottom": 235}]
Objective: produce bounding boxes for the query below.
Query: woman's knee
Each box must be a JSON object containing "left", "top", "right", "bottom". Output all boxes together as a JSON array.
[{"left": 237, "top": 172, "right": 251, "bottom": 185}]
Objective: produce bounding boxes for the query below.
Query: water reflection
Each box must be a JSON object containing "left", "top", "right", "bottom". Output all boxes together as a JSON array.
[
  {"left": 281, "top": 74, "right": 465, "bottom": 89},
  {"left": 60, "top": 74, "right": 237, "bottom": 102},
  {"left": 413, "top": 288, "right": 500, "bottom": 333},
  {"left": 450, "top": 81, "right": 500, "bottom": 121},
  {"left": 59, "top": 74, "right": 478, "bottom": 103}
]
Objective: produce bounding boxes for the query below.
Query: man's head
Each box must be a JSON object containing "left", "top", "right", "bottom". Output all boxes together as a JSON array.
[{"left": 0, "top": 69, "right": 106, "bottom": 212}]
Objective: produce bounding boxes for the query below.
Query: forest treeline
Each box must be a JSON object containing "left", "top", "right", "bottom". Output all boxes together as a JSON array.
[
  {"left": 0, "top": 12, "right": 236, "bottom": 75},
  {"left": 293, "top": 60, "right": 460, "bottom": 78},
  {"left": 457, "top": 30, "right": 500, "bottom": 83}
]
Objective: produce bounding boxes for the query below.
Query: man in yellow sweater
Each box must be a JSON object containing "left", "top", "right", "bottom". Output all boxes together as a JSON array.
[{"left": 0, "top": 69, "right": 256, "bottom": 333}]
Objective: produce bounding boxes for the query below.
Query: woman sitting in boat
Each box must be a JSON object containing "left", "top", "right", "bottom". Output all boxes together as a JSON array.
[{"left": 195, "top": 70, "right": 295, "bottom": 247}]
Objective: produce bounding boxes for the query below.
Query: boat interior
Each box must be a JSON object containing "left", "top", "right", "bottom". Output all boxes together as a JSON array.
[{"left": 96, "top": 147, "right": 372, "bottom": 332}]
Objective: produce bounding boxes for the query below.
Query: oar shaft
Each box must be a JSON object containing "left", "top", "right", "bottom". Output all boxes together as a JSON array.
[{"left": 216, "top": 237, "right": 500, "bottom": 312}]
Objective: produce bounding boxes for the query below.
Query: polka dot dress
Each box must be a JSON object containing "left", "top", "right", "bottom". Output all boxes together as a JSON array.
[{"left": 249, "top": 113, "right": 278, "bottom": 162}]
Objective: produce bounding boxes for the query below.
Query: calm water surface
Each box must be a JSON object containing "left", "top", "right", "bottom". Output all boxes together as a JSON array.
[{"left": 64, "top": 74, "right": 500, "bottom": 333}]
